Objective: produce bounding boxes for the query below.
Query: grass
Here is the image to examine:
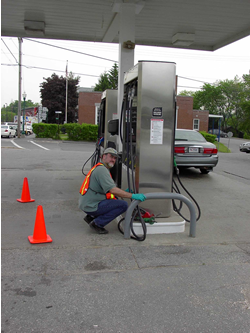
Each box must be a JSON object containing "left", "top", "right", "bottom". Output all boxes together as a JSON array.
[
  {"left": 214, "top": 141, "right": 231, "bottom": 153},
  {"left": 59, "top": 133, "right": 69, "bottom": 140}
]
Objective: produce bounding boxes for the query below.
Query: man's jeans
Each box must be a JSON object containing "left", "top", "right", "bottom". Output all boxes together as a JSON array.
[{"left": 85, "top": 199, "right": 128, "bottom": 227}]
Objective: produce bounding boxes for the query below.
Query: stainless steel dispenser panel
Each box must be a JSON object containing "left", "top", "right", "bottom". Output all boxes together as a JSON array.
[
  {"left": 103, "top": 89, "right": 118, "bottom": 149},
  {"left": 123, "top": 61, "right": 176, "bottom": 217}
]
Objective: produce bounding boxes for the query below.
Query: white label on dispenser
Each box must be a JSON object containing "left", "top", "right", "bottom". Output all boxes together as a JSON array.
[{"left": 150, "top": 119, "right": 164, "bottom": 144}]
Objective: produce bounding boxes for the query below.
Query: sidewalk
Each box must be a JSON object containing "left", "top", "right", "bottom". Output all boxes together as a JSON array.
[{"left": 1, "top": 146, "right": 250, "bottom": 333}]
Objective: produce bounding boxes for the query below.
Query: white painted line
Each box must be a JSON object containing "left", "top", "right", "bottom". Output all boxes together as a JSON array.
[
  {"left": 10, "top": 140, "right": 25, "bottom": 149},
  {"left": 30, "top": 141, "right": 50, "bottom": 150}
]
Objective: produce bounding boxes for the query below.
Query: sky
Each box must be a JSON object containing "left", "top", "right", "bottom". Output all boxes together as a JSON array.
[{"left": 1, "top": 35, "right": 250, "bottom": 107}]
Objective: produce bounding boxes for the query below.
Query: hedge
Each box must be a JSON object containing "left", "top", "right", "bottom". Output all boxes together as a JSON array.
[
  {"left": 32, "top": 123, "right": 58, "bottom": 139},
  {"left": 199, "top": 131, "right": 217, "bottom": 143},
  {"left": 32, "top": 123, "right": 98, "bottom": 141}
]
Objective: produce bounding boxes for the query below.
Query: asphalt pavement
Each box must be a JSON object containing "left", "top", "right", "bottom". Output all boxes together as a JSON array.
[{"left": 1, "top": 136, "right": 250, "bottom": 333}]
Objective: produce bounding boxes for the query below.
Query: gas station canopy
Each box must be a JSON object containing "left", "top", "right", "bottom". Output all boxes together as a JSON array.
[{"left": 1, "top": 0, "right": 250, "bottom": 51}]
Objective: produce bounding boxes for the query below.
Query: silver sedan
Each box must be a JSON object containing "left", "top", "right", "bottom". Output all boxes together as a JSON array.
[
  {"left": 239, "top": 142, "right": 250, "bottom": 153},
  {"left": 175, "top": 129, "right": 218, "bottom": 174}
]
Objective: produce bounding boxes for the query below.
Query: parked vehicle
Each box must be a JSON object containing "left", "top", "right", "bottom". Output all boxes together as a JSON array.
[
  {"left": 25, "top": 126, "right": 33, "bottom": 135},
  {"left": 1, "top": 125, "right": 16, "bottom": 138},
  {"left": 208, "top": 129, "right": 228, "bottom": 138},
  {"left": 174, "top": 129, "right": 218, "bottom": 174},
  {"left": 239, "top": 142, "right": 250, "bottom": 153}
]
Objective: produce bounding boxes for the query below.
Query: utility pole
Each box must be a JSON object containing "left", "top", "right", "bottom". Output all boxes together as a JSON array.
[
  {"left": 18, "top": 37, "right": 22, "bottom": 138},
  {"left": 65, "top": 60, "right": 68, "bottom": 124}
]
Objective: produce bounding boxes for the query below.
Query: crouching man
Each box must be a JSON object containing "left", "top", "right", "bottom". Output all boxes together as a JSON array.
[{"left": 79, "top": 148, "right": 146, "bottom": 234}]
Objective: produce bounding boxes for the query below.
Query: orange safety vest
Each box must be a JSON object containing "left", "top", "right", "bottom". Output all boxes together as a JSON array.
[{"left": 79, "top": 163, "right": 116, "bottom": 200}]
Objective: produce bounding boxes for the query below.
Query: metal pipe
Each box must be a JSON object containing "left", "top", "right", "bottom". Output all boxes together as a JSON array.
[
  {"left": 18, "top": 37, "right": 22, "bottom": 138},
  {"left": 123, "top": 192, "right": 196, "bottom": 239}
]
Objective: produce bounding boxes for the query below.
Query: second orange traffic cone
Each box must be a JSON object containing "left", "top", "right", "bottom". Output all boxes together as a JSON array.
[
  {"left": 28, "top": 205, "right": 52, "bottom": 244},
  {"left": 17, "top": 177, "right": 35, "bottom": 203}
]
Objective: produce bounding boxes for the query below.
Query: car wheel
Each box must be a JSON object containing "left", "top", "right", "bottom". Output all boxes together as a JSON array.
[
  {"left": 200, "top": 169, "right": 210, "bottom": 174},
  {"left": 246, "top": 151, "right": 250, "bottom": 154}
]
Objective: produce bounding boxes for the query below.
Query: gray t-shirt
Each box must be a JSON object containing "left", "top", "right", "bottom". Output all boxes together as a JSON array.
[{"left": 79, "top": 164, "right": 116, "bottom": 212}]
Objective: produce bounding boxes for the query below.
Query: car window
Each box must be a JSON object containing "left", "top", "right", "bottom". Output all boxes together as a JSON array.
[
  {"left": 175, "top": 130, "right": 206, "bottom": 142},
  {"left": 1, "top": 126, "right": 8, "bottom": 129}
]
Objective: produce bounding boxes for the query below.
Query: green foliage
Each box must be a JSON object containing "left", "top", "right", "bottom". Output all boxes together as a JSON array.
[
  {"left": 40, "top": 73, "right": 79, "bottom": 123},
  {"left": 108, "top": 63, "right": 118, "bottom": 89},
  {"left": 94, "top": 63, "right": 118, "bottom": 91},
  {"left": 60, "top": 123, "right": 98, "bottom": 141},
  {"left": 178, "top": 90, "right": 195, "bottom": 97},
  {"left": 199, "top": 131, "right": 217, "bottom": 143},
  {"left": 182, "top": 74, "right": 250, "bottom": 138},
  {"left": 32, "top": 123, "right": 58, "bottom": 138},
  {"left": 1, "top": 100, "right": 39, "bottom": 122}
]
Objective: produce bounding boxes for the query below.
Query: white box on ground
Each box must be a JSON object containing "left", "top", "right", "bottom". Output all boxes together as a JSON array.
[{"left": 116, "top": 213, "right": 186, "bottom": 235}]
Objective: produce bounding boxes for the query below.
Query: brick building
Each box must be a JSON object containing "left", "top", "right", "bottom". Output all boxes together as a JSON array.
[
  {"left": 78, "top": 89, "right": 209, "bottom": 132},
  {"left": 176, "top": 96, "right": 209, "bottom": 131},
  {"left": 78, "top": 88, "right": 102, "bottom": 125}
]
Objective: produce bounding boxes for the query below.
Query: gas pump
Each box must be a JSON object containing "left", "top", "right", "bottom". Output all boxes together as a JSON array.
[
  {"left": 82, "top": 61, "right": 199, "bottom": 240},
  {"left": 120, "top": 61, "right": 177, "bottom": 218},
  {"left": 82, "top": 89, "right": 121, "bottom": 185}
]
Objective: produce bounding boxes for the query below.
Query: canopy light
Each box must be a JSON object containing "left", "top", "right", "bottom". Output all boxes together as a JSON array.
[
  {"left": 24, "top": 20, "right": 45, "bottom": 36},
  {"left": 172, "top": 32, "right": 195, "bottom": 47}
]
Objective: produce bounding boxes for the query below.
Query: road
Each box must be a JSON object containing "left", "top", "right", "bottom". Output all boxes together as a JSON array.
[
  {"left": 1, "top": 135, "right": 250, "bottom": 333},
  {"left": 215, "top": 137, "right": 250, "bottom": 184}
]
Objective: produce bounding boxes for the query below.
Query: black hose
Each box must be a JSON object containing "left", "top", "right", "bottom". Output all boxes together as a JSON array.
[
  {"left": 81, "top": 140, "right": 101, "bottom": 176},
  {"left": 118, "top": 83, "right": 147, "bottom": 241},
  {"left": 172, "top": 169, "right": 201, "bottom": 222},
  {"left": 118, "top": 208, "right": 147, "bottom": 241}
]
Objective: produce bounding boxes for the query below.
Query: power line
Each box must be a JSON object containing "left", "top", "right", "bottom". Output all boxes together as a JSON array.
[
  {"left": 178, "top": 76, "right": 211, "bottom": 84},
  {"left": 24, "top": 38, "right": 118, "bottom": 63},
  {"left": 178, "top": 85, "right": 202, "bottom": 89},
  {"left": 1, "top": 38, "right": 18, "bottom": 63},
  {"left": 1, "top": 63, "right": 99, "bottom": 78},
  {"left": 21, "top": 53, "right": 109, "bottom": 68}
]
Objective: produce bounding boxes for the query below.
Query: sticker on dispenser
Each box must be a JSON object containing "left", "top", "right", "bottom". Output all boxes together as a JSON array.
[
  {"left": 150, "top": 119, "right": 164, "bottom": 144},
  {"left": 152, "top": 107, "right": 162, "bottom": 117}
]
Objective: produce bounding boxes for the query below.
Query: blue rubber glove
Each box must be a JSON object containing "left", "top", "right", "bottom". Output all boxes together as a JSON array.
[{"left": 132, "top": 193, "right": 146, "bottom": 202}]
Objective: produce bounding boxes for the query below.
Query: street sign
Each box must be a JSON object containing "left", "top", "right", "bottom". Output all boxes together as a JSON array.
[
  {"left": 38, "top": 106, "right": 48, "bottom": 122},
  {"left": 228, "top": 132, "right": 233, "bottom": 138}
]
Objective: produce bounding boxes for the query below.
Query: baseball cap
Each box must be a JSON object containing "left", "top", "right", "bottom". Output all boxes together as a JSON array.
[{"left": 103, "top": 147, "right": 118, "bottom": 157}]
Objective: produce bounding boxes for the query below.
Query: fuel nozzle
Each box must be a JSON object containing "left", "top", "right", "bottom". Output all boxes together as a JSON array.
[{"left": 174, "top": 156, "right": 179, "bottom": 175}]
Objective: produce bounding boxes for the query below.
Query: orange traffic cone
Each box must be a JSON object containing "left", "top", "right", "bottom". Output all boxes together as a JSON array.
[
  {"left": 17, "top": 177, "right": 35, "bottom": 203},
  {"left": 28, "top": 205, "right": 52, "bottom": 244}
]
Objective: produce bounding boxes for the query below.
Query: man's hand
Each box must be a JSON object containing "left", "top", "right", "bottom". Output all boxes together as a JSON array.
[{"left": 131, "top": 193, "right": 146, "bottom": 202}]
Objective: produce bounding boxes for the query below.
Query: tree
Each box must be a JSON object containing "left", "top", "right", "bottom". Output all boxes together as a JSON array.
[
  {"left": 178, "top": 89, "right": 204, "bottom": 110},
  {"left": 179, "top": 75, "right": 250, "bottom": 136},
  {"left": 238, "top": 74, "right": 250, "bottom": 137},
  {"left": 1, "top": 100, "right": 39, "bottom": 122},
  {"left": 94, "top": 63, "right": 118, "bottom": 91},
  {"left": 40, "top": 72, "right": 79, "bottom": 123}
]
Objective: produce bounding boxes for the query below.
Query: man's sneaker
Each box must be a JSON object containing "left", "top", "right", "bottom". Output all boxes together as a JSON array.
[
  {"left": 89, "top": 221, "right": 109, "bottom": 234},
  {"left": 84, "top": 215, "right": 94, "bottom": 224}
]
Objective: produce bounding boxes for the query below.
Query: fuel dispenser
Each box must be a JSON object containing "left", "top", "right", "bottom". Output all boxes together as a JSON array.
[
  {"left": 87, "top": 89, "right": 121, "bottom": 185},
  {"left": 120, "top": 61, "right": 177, "bottom": 218},
  {"left": 82, "top": 61, "right": 198, "bottom": 240},
  {"left": 98, "top": 89, "right": 118, "bottom": 151}
]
